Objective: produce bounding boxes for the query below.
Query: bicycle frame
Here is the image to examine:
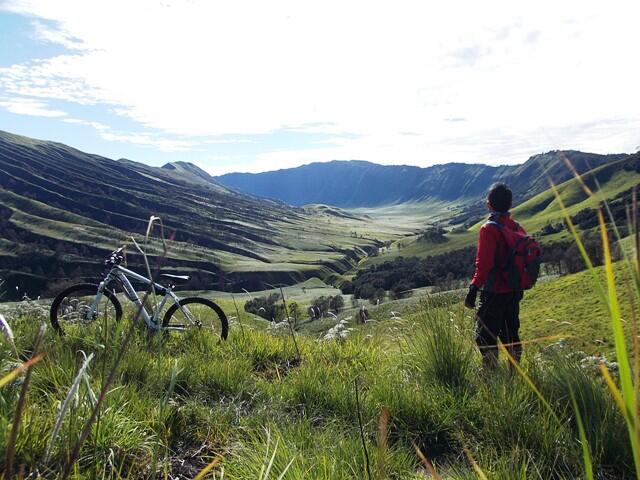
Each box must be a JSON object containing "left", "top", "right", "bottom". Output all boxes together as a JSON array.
[{"left": 89, "top": 265, "right": 193, "bottom": 331}]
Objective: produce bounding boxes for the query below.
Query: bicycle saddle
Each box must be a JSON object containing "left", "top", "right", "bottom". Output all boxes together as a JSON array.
[{"left": 161, "top": 273, "right": 190, "bottom": 282}]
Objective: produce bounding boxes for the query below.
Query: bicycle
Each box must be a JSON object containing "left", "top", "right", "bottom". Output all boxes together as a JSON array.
[{"left": 49, "top": 247, "right": 228, "bottom": 339}]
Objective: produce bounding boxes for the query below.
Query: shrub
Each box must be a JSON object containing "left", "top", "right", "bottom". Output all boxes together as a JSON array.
[
  {"left": 409, "top": 307, "right": 476, "bottom": 392},
  {"left": 311, "top": 295, "right": 344, "bottom": 316},
  {"left": 419, "top": 226, "right": 449, "bottom": 243},
  {"left": 244, "top": 293, "right": 284, "bottom": 321},
  {"left": 329, "top": 295, "right": 344, "bottom": 313},
  {"left": 349, "top": 248, "right": 476, "bottom": 298},
  {"left": 390, "top": 280, "right": 414, "bottom": 299}
]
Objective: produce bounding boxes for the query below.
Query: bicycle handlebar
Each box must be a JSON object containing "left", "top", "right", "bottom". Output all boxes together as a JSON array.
[{"left": 105, "top": 247, "right": 125, "bottom": 267}]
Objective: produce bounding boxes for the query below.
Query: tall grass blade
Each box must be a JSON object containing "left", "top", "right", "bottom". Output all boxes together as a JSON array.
[
  {"left": 63, "top": 215, "right": 172, "bottom": 479},
  {"left": 4, "top": 323, "right": 46, "bottom": 479},
  {"left": 231, "top": 293, "right": 246, "bottom": 338},
  {"left": 193, "top": 456, "right": 222, "bottom": 480},
  {"left": 462, "top": 447, "right": 488, "bottom": 480},
  {"left": 634, "top": 187, "right": 639, "bottom": 274},
  {"left": 549, "top": 181, "right": 607, "bottom": 305},
  {"left": 62, "top": 302, "right": 141, "bottom": 478},
  {"left": 559, "top": 157, "right": 640, "bottom": 475},
  {"left": 354, "top": 378, "right": 372, "bottom": 480},
  {"left": 0, "top": 313, "right": 18, "bottom": 357},
  {"left": 376, "top": 407, "right": 389, "bottom": 480},
  {"left": 599, "top": 211, "right": 636, "bottom": 401},
  {"left": 258, "top": 429, "right": 272, "bottom": 479},
  {"left": 276, "top": 457, "right": 295, "bottom": 480},
  {"left": 569, "top": 387, "right": 594, "bottom": 480},
  {"left": 601, "top": 364, "right": 640, "bottom": 476},
  {"left": 632, "top": 187, "right": 640, "bottom": 451},
  {"left": 160, "top": 359, "right": 181, "bottom": 419},
  {"left": 598, "top": 209, "right": 640, "bottom": 477},
  {"left": 600, "top": 364, "right": 629, "bottom": 417},
  {"left": 549, "top": 180, "right": 607, "bottom": 303},
  {"left": 262, "top": 439, "right": 279, "bottom": 480},
  {"left": 411, "top": 440, "right": 442, "bottom": 480},
  {"left": 560, "top": 151, "right": 595, "bottom": 197},
  {"left": 0, "top": 354, "right": 44, "bottom": 388},
  {"left": 130, "top": 215, "right": 168, "bottom": 312},
  {"left": 42, "top": 352, "right": 95, "bottom": 464},
  {"left": 82, "top": 371, "right": 97, "bottom": 408},
  {"left": 278, "top": 286, "right": 301, "bottom": 360},
  {"left": 498, "top": 343, "right": 562, "bottom": 426}
]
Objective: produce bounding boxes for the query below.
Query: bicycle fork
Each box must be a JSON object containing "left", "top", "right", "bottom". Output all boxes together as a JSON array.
[{"left": 86, "top": 280, "right": 108, "bottom": 322}]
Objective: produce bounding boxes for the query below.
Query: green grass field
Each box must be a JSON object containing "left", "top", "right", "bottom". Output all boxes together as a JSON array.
[
  {"left": 520, "top": 263, "right": 638, "bottom": 356},
  {"left": 1, "top": 255, "right": 637, "bottom": 478}
]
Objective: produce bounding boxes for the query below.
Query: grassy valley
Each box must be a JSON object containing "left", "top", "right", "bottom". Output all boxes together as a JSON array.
[
  {"left": 1, "top": 130, "right": 635, "bottom": 304},
  {"left": 1, "top": 130, "right": 639, "bottom": 478},
  {"left": 0, "top": 131, "right": 419, "bottom": 300},
  {"left": 2, "top": 0, "right": 639, "bottom": 476},
  {"left": 358, "top": 153, "right": 640, "bottom": 271}
]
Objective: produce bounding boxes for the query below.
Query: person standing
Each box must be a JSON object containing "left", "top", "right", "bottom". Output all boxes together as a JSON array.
[{"left": 464, "top": 183, "right": 537, "bottom": 369}]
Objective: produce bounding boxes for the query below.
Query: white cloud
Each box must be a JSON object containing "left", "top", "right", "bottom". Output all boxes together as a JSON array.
[
  {"left": 0, "top": 96, "right": 67, "bottom": 117},
  {"left": 60, "top": 115, "right": 194, "bottom": 151},
  {"left": 61, "top": 117, "right": 109, "bottom": 131},
  {"left": 31, "top": 20, "right": 87, "bottom": 50},
  {"left": 202, "top": 138, "right": 256, "bottom": 145},
  {"left": 61, "top": 116, "right": 197, "bottom": 151},
  {"left": 1, "top": 0, "right": 639, "bottom": 169},
  {"left": 98, "top": 131, "right": 196, "bottom": 152}
]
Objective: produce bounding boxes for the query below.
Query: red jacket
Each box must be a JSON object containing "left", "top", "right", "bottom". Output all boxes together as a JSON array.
[{"left": 471, "top": 213, "right": 526, "bottom": 293}]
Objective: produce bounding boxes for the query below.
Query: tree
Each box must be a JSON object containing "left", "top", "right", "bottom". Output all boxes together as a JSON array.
[
  {"left": 419, "top": 226, "right": 448, "bottom": 243},
  {"left": 340, "top": 280, "right": 354, "bottom": 295},
  {"left": 312, "top": 296, "right": 332, "bottom": 317},
  {"left": 329, "top": 295, "right": 344, "bottom": 313},
  {"left": 390, "top": 280, "right": 414, "bottom": 299},
  {"left": 355, "top": 283, "right": 375, "bottom": 300}
]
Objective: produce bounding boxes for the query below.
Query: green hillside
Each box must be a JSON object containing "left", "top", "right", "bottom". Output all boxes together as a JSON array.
[
  {"left": 519, "top": 263, "right": 636, "bottom": 356},
  {"left": 0, "top": 131, "right": 418, "bottom": 300},
  {"left": 360, "top": 153, "right": 640, "bottom": 268},
  {"left": 512, "top": 154, "right": 640, "bottom": 232}
]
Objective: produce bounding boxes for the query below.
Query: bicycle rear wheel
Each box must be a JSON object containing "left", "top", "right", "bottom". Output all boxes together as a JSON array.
[
  {"left": 50, "top": 283, "right": 122, "bottom": 335},
  {"left": 161, "top": 297, "right": 228, "bottom": 340}
]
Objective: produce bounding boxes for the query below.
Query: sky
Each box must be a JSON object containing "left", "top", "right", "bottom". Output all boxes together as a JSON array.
[{"left": 0, "top": 1, "right": 639, "bottom": 176}]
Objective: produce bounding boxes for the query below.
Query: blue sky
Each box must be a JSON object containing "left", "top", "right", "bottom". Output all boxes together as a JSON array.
[{"left": 1, "top": 1, "right": 639, "bottom": 175}]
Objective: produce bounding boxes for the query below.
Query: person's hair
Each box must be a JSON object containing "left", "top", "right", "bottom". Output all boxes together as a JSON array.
[{"left": 487, "top": 183, "right": 512, "bottom": 212}]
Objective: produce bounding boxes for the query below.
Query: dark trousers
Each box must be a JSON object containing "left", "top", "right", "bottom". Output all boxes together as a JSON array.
[{"left": 475, "top": 291, "right": 523, "bottom": 369}]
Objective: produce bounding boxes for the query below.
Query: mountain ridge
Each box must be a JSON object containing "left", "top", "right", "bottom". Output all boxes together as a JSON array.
[{"left": 217, "top": 151, "right": 628, "bottom": 207}]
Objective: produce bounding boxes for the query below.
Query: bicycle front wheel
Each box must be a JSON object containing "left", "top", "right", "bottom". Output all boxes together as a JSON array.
[
  {"left": 161, "top": 297, "right": 228, "bottom": 340},
  {"left": 50, "top": 283, "right": 122, "bottom": 335}
]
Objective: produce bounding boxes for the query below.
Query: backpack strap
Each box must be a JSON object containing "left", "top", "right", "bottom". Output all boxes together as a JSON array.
[
  {"left": 485, "top": 218, "right": 512, "bottom": 271},
  {"left": 484, "top": 219, "right": 506, "bottom": 253}
]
